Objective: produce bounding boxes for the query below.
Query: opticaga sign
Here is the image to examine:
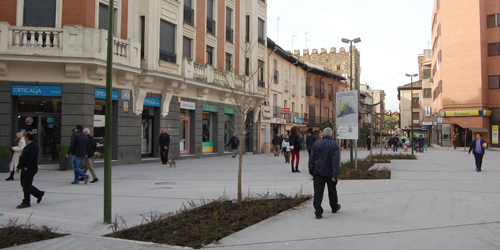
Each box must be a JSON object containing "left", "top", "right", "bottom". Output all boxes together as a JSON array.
[{"left": 11, "top": 85, "right": 62, "bottom": 96}]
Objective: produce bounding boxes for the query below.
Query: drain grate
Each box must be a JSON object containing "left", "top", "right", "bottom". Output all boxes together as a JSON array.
[
  {"left": 147, "top": 187, "right": 172, "bottom": 190},
  {"left": 154, "top": 182, "right": 176, "bottom": 186}
]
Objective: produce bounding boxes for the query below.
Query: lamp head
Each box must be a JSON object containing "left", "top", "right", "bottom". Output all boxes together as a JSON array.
[
  {"left": 353, "top": 38, "right": 361, "bottom": 43},
  {"left": 341, "top": 38, "right": 349, "bottom": 43}
]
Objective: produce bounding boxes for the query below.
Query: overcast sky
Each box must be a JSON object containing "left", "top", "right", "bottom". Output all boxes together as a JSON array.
[{"left": 267, "top": 0, "right": 435, "bottom": 113}]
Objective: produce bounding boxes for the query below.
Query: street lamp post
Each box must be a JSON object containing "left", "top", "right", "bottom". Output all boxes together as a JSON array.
[
  {"left": 405, "top": 73, "right": 418, "bottom": 156},
  {"left": 341, "top": 37, "right": 360, "bottom": 164}
]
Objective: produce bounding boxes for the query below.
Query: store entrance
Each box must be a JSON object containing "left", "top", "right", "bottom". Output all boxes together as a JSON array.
[
  {"left": 141, "top": 107, "right": 155, "bottom": 157},
  {"left": 17, "top": 115, "right": 61, "bottom": 164}
]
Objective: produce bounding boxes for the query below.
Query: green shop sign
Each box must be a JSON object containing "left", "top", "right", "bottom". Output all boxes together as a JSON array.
[
  {"left": 224, "top": 107, "right": 235, "bottom": 115},
  {"left": 203, "top": 104, "right": 219, "bottom": 112}
]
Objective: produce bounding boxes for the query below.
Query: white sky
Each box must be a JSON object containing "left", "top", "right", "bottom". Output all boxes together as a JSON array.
[{"left": 267, "top": 0, "right": 435, "bottom": 113}]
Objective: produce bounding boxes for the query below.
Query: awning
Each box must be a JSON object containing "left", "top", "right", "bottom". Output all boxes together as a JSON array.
[{"left": 469, "top": 128, "right": 489, "bottom": 133}]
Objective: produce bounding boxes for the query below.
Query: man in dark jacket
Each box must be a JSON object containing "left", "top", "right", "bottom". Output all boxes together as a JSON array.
[
  {"left": 306, "top": 128, "right": 317, "bottom": 157},
  {"left": 272, "top": 134, "right": 282, "bottom": 156},
  {"left": 81, "top": 128, "right": 98, "bottom": 183},
  {"left": 159, "top": 129, "right": 171, "bottom": 165},
  {"left": 15, "top": 132, "right": 44, "bottom": 209},
  {"left": 366, "top": 135, "right": 372, "bottom": 151},
  {"left": 308, "top": 127, "right": 341, "bottom": 219},
  {"left": 226, "top": 133, "right": 239, "bottom": 158},
  {"left": 468, "top": 133, "right": 487, "bottom": 172},
  {"left": 67, "top": 124, "right": 90, "bottom": 184}
]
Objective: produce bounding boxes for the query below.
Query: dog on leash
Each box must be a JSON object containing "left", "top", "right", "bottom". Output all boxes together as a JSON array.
[{"left": 167, "top": 159, "right": 176, "bottom": 168}]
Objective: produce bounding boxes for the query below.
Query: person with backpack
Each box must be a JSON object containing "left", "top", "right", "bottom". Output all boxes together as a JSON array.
[
  {"left": 227, "top": 133, "right": 240, "bottom": 158},
  {"left": 306, "top": 128, "right": 317, "bottom": 157}
]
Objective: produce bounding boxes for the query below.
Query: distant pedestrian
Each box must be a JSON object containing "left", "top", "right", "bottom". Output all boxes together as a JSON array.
[
  {"left": 453, "top": 134, "right": 458, "bottom": 150},
  {"left": 272, "top": 134, "right": 282, "bottom": 156},
  {"left": 159, "top": 129, "right": 171, "bottom": 165},
  {"left": 308, "top": 128, "right": 341, "bottom": 219},
  {"left": 468, "top": 133, "right": 487, "bottom": 172},
  {"left": 289, "top": 127, "right": 302, "bottom": 173},
  {"left": 282, "top": 134, "right": 290, "bottom": 163},
  {"left": 67, "top": 125, "right": 90, "bottom": 184},
  {"left": 417, "top": 135, "right": 425, "bottom": 153},
  {"left": 392, "top": 135, "right": 399, "bottom": 152},
  {"left": 15, "top": 132, "right": 44, "bottom": 209},
  {"left": 226, "top": 133, "right": 239, "bottom": 158},
  {"left": 81, "top": 128, "right": 99, "bottom": 183},
  {"left": 366, "top": 136, "right": 372, "bottom": 151},
  {"left": 6, "top": 132, "right": 25, "bottom": 181},
  {"left": 306, "top": 128, "right": 317, "bottom": 157}
]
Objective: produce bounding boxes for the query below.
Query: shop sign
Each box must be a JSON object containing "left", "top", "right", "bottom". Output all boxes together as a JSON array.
[
  {"left": 437, "top": 118, "right": 443, "bottom": 123},
  {"left": 123, "top": 100, "right": 129, "bottom": 113},
  {"left": 271, "top": 118, "right": 285, "bottom": 124},
  {"left": 282, "top": 108, "right": 290, "bottom": 114},
  {"left": 295, "top": 117, "right": 303, "bottom": 124},
  {"left": 11, "top": 85, "right": 62, "bottom": 96},
  {"left": 492, "top": 125, "right": 499, "bottom": 145},
  {"left": 181, "top": 101, "right": 196, "bottom": 110},
  {"left": 25, "top": 117, "right": 34, "bottom": 125},
  {"left": 144, "top": 97, "right": 161, "bottom": 107},
  {"left": 422, "top": 125, "right": 432, "bottom": 130},
  {"left": 94, "top": 115, "right": 105, "bottom": 127},
  {"left": 336, "top": 90, "right": 358, "bottom": 140},
  {"left": 202, "top": 104, "right": 218, "bottom": 112},
  {"left": 122, "top": 90, "right": 131, "bottom": 101},
  {"left": 444, "top": 110, "right": 479, "bottom": 117},
  {"left": 94, "top": 88, "right": 119, "bottom": 100},
  {"left": 425, "top": 106, "right": 431, "bottom": 117},
  {"left": 260, "top": 106, "right": 272, "bottom": 122},
  {"left": 422, "top": 121, "right": 433, "bottom": 126},
  {"left": 224, "top": 107, "right": 235, "bottom": 115}
]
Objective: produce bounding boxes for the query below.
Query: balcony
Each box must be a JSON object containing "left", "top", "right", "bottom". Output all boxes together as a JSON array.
[
  {"left": 183, "top": 5, "right": 194, "bottom": 26},
  {"left": 273, "top": 70, "right": 279, "bottom": 83},
  {"left": 0, "top": 23, "right": 140, "bottom": 69},
  {"left": 258, "top": 37, "right": 265, "bottom": 45},
  {"left": 159, "top": 50, "right": 176, "bottom": 64},
  {"left": 273, "top": 106, "right": 282, "bottom": 117},
  {"left": 226, "top": 27, "right": 233, "bottom": 43},
  {"left": 207, "top": 17, "right": 216, "bottom": 36},
  {"left": 306, "top": 85, "right": 313, "bottom": 96}
]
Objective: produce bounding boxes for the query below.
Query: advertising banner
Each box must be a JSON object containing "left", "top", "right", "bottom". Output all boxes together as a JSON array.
[
  {"left": 492, "top": 125, "right": 499, "bottom": 145},
  {"left": 336, "top": 90, "right": 358, "bottom": 139}
]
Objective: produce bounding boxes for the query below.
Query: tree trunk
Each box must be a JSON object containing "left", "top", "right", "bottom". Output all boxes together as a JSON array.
[{"left": 237, "top": 114, "right": 246, "bottom": 204}]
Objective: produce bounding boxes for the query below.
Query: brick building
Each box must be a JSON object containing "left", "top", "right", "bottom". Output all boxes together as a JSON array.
[{"left": 430, "top": 0, "right": 500, "bottom": 147}]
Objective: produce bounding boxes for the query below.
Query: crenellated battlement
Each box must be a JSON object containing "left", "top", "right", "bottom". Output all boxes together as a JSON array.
[{"left": 293, "top": 46, "right": 357, "bottom": 56}]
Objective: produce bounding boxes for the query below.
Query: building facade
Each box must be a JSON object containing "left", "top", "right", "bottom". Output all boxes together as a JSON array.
[
  {"left": 0, "top": 0, "right": 268, "bottom": 165},
  {"left": 430, "top": 0, "right": 500, "bottom": 147}
]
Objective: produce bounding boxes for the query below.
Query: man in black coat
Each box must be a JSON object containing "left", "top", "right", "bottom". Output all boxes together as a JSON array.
[
  {"left": 159, "top": 129, "right": 171, "bottom": 165},
  {"left": 67, "top": 124, "right": 90, "bottom": 184},
  {"left": 15, "top": 132, "right": 45, "bottom": 209},
  {"left": 308, "top": 128, "right": 341, "bottom": 219},
  {"left": 226, "top": 133, "right": 239, "bottom": 158},
  {"left": 468, "top": 133, "right": 487, "bottom": 172}
]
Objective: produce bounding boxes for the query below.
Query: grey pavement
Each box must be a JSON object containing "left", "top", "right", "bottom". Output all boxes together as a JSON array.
[{"left": 0, "top": 147, "right": 499, "bottom": 249}]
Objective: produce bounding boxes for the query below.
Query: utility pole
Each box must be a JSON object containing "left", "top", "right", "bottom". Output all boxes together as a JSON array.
[
  {"left": 277, "top": 16, "right": 283, "bottom": 44},
  {"left": 291, "top": 34, "right": 300, "bottom": 52},
  {"left": 305, "top": 31, "right": 311, "bottom": 49}
]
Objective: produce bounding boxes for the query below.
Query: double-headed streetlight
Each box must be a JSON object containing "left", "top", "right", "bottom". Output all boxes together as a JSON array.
[
  {"left": 342, "top": 37, "right": 361, "bottom": 164},
  {"left": 405, "top": 73, "right": 418, "bottom": 156}
]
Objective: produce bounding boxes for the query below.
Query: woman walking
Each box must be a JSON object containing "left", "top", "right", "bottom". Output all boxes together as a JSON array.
[
  {"left": 282, "top": 134, "right": 290, "bottom": 163},
  {"left": 288, "top": 127, "right": 302, "bottom": 173},
  {"left": 6, "top": 132, "right": 25, "bottom": 181}
]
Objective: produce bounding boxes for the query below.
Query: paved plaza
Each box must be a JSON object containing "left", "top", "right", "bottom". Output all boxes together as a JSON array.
[{"left": 0, "top": 147, "right": 499, "bottom": 249}]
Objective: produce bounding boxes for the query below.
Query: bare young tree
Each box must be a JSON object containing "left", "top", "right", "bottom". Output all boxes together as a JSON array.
[{"left": 215, "top": 39, "right": 266, "bottom": 203}]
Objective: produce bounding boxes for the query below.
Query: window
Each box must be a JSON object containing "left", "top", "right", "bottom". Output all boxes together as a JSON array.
[
  {"left": 438, "top": 50, "right": 442, "bottom": 62},
  {"left": 424, "top": 88, "right": 432, "bottom": 98},
  {"left": 412, "top": 112, "right": 420, "bottom": 123},
  {"left": 306, "top": 78, "right": 312, "bottom": 96},
  {"left": 423, "top": 69, "right": 431, "bottom": 79},
  {"left": 245, "top": 15, "right": 250, "bottom": 42},
  {"left": 487, "top": 14, "right": 500, "bottom": 28},
  {"left": 206, "top": 46, "right": 213, "bottom": 65},
  {"left": 329, "top": 85, "right": 333, "bottom": 100},
  {"left": 207, "top": 0, "right": 216, "bottom": 35},
  {"left": 140, "top": 16, "right": 145, "bottom": 59},
  {"left": 245, "top": 58, "right": 249, "bottom": 76},
  {"left": 412, "top": 97, "right": 420, "bottom": 108},
  {"left": 225, "top": 53, "right": 232, "bottom": 71},
  {"left": 184, "top": 0, "right": 194, "bottom": 26},
  {"left": 183, "top": 37, "right": 192, "bottom": 59},
  {"left": 284, "top": 70, "right": 288, "bottom": 91},
  {"left": 226, "top": 8, "right": 233, "bottom": 43},
  {"left": 159, "top": 20, "right": 176, "bottom": 63},
  {"left": 260, "top": 0, "right": 265, "bottom": 3},
  {"left": 488, "top": 43, "right": 499, "bottom": 56},
  {"left": 273, "top": 59, "right": 278, "bottom": 83},
  {"left": 98, "top": 3, "right": 117, "bottom": 36},
  {"left": 258, "top": 60, "right": 265, "bottom": 87},
  {"left": 490, "top": 76, "right": 500, "bottom": 89},
  {"left": 315, "top": 80, "right": 320, "bottom": 98},
  {"left": 23, "top": 0, "right": 56, "bottom": 27},
  {"left": 258, "top": 18, "right": 265, "bottom": 45}
]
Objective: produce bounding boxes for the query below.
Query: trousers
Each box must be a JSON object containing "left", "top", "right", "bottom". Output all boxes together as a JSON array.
[
  {"left": 473, "top": 153, "right": 484, "bottom": 171},
  {"left": 313, "top": 175, "right": 338, "bottom": 216},
  {"left": 20, "top": 169, "right": 43, "bottom": 205}
]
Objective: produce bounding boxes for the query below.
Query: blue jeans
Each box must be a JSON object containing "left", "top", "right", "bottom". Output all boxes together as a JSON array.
[{"left": 72, "top": 156, "right": 88, "bottom": 183}]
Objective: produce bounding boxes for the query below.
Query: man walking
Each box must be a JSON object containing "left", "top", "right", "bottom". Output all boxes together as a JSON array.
[
  {"left": 67, "top": 125, "right": 90, "bottom": 184},
  {"left": 468, "top": 133, "right": 487, "bottom": 172},
  {"left": 15, "top": 132, "right": 44, "bottom": 209},
  {"left": 226, "top": 133, "right": 239, "bottom": 158},
  {"left": 366, "top": 135, "right": 372, "bottom": 151},
  {"left": 393, "top": 134, "right": 400, "bottom": 152},
  {"left": 159, "top": 129, "right": 171, "bottom": 165},
  {"left": 81, "top": 128, "right": 98, "bottom": 183},
  {"left": 272, "top": 133, "right": 282, "bottom": 156},
  {"left": 306, "top": 128, "right": 317, "bottom": 157},
  {"left": 308, "top": 128, "right": 341, "bottom": 219}
]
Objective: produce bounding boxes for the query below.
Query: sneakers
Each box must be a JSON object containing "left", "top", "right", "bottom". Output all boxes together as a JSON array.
[
  {"left": 332, "top": 204, "right": 341, "bottom": 213},
  {"left": 315, "top": 214, "right": 322, "bottom": 219},
  {"left": 84, "top": 177, "right": 89, "bottom": 185},
  {"left": 71, "top": 182, "right": 78, "bottom": 184},
  {"left": 17, "top": 203, "right": 31, "bottom": 209},
  {"left": 90, "top": 178, "right": 99, "bottom": 183}
]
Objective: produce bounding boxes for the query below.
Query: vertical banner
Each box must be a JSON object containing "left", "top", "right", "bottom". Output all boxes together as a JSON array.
[
  {"left": 492, "top": 125, "right": 499, "bottom": 145},
  {"left": 336, "top": 90, "right": 359, "bottom": 139}
]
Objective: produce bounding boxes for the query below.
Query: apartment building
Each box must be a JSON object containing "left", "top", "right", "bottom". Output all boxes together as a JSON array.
[
  {"left": 0, "top": 0, "right": 267, "bottom": 165},
  {"left": 430, "top": 0, "right": 500, "bottom": 147}
]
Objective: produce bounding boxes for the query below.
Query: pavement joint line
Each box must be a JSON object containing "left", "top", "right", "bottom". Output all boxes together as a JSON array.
[{"left": 206, "top": 220, "right": 500, "bottom": 248}]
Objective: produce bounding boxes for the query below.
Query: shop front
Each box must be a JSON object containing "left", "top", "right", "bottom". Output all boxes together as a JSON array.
[
  {"left": 141, "top": 97, "right": 161, "bottom": 158},
  {"left": 202, "top": 104, "right": 218, "bottom": 153},
  {"left": 93, "top": 88, "right": 119, "bottom": 159},
  {"left": 180, "top": 100, "right": 196, "bottom": 155}
]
